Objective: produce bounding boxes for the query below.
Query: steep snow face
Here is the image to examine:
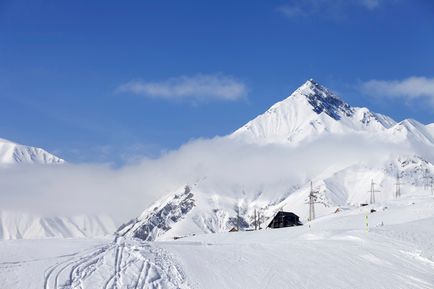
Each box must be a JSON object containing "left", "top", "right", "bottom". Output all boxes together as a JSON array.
[
  {"left": 0, "top": 138, "right": 64, "bottom": 165},
  {"left": 118, "top": 186, "right": 196, "bottom": 240},
  {"left": 389, "top": 119, "right": 434, "bottom": 145},
  {"left": 231, "top": 80, "right": 396, "bottom": 144},
  {"left": 0, "top": 211, "right": 116, "bottom": 239}
]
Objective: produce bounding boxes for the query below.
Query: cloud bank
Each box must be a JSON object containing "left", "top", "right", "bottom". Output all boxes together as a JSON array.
[
  {"left": 117, "top": 74, "right": 247, "bottom": 103},
  {"left": 362, "top": 76, "right": 434, "bottom": 106},
  {"left": 0, "top": 133, "right": 418, "bottom": 224}
]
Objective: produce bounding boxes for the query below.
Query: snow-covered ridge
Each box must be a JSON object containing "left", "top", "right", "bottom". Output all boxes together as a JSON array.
[
  {"left": 118, "top": 185, "right": 195, "bottom": 240},
  {"left": 119, "top": 153, "right": 434, "bottom": 242},
  {"left": 0, "top": 138, "right": 64, "bottom": 165},
  {"left": 426, "top": 123, "right": 434, "bottom": 137},
  {"left": 0, "top": 137, "right": 119, "bottom": 239},
  {"left": 230, "top": 79, "right": 433, "bottom": 146},
  {"left": 0, "top": 210, "right": 116, "bottom": 239},
  {"left": 121, "top": 79, "right": 434, "bottom": 242},
  {"left": 297, "top": 79, "right": 354, "bottom": 120}
]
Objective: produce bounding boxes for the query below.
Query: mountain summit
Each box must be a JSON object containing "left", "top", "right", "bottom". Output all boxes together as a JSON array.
[
  {"left": 296, "top": 79, "right": 353, "bottom": 120},
  {"left": 230, "top": 79, "right": 410, "bottom": 144},
  {"left": 0, "top": 138, "right": 64, "bottom": 165},
  {"left": 117, "top": 79, "right": 434, "bottom": 242}
]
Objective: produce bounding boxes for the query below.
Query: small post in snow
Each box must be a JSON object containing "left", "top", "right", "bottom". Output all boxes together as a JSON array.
[
  {"left": 365, "top": 215, "right": 369, "bottom": 233},
  {"left": 308, "top": 181, "right": 319, "bottom": 222},
  {"left": 395, "top": 173, "right": 401, "bottom": 199},
  {"left": 369, "top": 179, "right": 380, "bottom": 204},
  {"left": 431, "top": 178, "right": 434, "bottom": 196},
  {"left": 423, "top": 170, "right": 431, "bottom": 192},
  {"left": 254, "top": 208, "right": 257, "bottom": 230}
]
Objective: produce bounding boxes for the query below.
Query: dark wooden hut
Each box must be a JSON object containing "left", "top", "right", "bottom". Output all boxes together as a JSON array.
[{"left": 267, "top": 211, "right": 302, "bottom": 228}]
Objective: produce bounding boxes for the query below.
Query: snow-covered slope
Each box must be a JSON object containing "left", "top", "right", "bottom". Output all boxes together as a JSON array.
[
  {"left": 280, "top": 155, "right": 434, "bottom": 220},
  {"left": 231, "top": 79, "right": 398, "bottom": 144},
  {"left": 119, "top": 79, "right": 434, "bottom": 242},
  {"left": 0, "top": 138, "right": 117, "bottom": 239},
  {"left": 0, "top": 138, "right": 64, "bottom": 165},
  {"left": 424, "top": 123, "right": 434, "bottom": 139},
  {"left": 391, "top": 119, "right": 434, "bottom": 145},
  {"left": 3, "top": 193, "right": 434, "bottom": 289},
  {"left": 0, "top": 211, "right": 116, "bottom": 239},
  {"left": 231, "top": 79, "right": 434, "bottom": 149},
  {"left": 118, "top": 154, "right": 434, "bottom": 241},
  {"left": 118, "top": 185, "right": 196, "bottom": 241}
]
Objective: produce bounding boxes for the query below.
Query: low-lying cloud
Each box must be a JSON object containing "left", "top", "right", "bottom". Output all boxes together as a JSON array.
[
  {"left": 0, "top": 133, "right": 420, "bottom": 224},
  {"left": 362, "top": 76, "right": 434, "bottom": 107},
  {"left": 117, "top": 74, "right": 247, "bottom": 103}
]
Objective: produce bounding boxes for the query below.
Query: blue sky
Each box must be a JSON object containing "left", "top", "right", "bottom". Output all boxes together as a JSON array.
[{"left": 0, "top": 0, "right": 433, "bottom": 163}]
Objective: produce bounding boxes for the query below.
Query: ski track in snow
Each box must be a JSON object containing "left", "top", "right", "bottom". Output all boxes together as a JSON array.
[
  {"left": 42, "top": 236, "right": 190, "bottom": 289},
  {"left": 44, "top": 244, "right": 110, "bottom": 289}
]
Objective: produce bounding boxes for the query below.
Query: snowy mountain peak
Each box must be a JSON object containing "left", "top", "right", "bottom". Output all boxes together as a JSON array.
[
  {"left": 0, "top": 137, "right": 64, "bottom": 165},
  {"left": 231, "top": 79, "right": 392, "bottom": 144},
  {"left": 295, "top": 79, "right": 353, "bottom": 120},
  {"left": 391, "top": 119, "right": 434, "bottom": 145}
]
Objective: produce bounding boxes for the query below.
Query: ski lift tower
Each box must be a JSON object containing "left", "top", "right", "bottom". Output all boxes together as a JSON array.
[
  {"left": 369, "top": 179, "right": 380, "bottom": 204},
  {"left": 395, "top": 173, "right": 401, "bottom": 199},
  {"left": 308, "top": 181, "right": 319, "bottom": 221},
  {"left": 423, "top": 169, "right": 431, "bottom": 192}
]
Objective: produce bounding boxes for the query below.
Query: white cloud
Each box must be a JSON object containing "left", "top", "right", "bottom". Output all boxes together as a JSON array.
[
  {"left": 277, "top": 0, "right": 387, "bottom": 18},
  {"left": 0, "top": 133, "right": 422, "bottom": 224},
  {"left": 117, "top": 74, "right": 247, "bottom": 103},
  {"left": 277, "top": 5, "right": 305, "bottom": 17},
  {"left": 362, "top": 76, "right": 434, "bottom": 106},
  {"left": 360, "top": 0, "right": 381, "bottom": 9}
]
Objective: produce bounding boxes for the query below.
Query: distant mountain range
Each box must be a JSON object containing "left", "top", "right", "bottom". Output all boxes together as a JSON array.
[
  {"left": 0, "top": 138, "right": 116, "bottom": 239},
  {"left": 231, "top": 79, "right": 434, "bottom": 145},
  {"left": 2, "top": 79, "right": 434, "bottom": 241},
  {"left": 118, "top": 79, "right": 434, "bottom": 241},
  {"left": 0, "top": 138, "right": 64, "bottom": 165}
]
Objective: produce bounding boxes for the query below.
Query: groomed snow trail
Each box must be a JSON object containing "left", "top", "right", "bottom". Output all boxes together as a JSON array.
[{"left": 43, "top": 236, "right": 191, "bottom": 289}]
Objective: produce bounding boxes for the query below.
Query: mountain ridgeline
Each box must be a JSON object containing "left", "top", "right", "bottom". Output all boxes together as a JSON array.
[
  {"left": 119, "top": 79, "right": 434, "bottom": 241},
  {"left": 0, "top": 139, "right": 117, "bottom": 239}
]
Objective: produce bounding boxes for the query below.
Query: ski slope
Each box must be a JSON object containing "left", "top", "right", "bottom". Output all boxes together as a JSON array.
[{"left": 1, "top": 193, "right": 433, "bottom": 289}]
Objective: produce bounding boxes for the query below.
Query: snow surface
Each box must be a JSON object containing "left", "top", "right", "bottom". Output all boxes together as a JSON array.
[
  {"left": 116, "top": 80, "right": 434, "bottom": 242},
  {"left": 0, "top": 211, "right": 117, "bottom": 239},
  {"left": 0, "top": 139, "right": 117, "bottom": 239},
  {"left": 231, "top": 80, "right": 432, "bottom": 147},
  {"left": 0, "top": 138, "right": 64, "bottom": 165},
  {"left": 1, "top": 193, "right": 434, "bottom": 289},
  {"left": 117, "top": 153, "right": 434, "bottom": 242},
  {"left": 425, "top": 123, "right": 434, "bottom": 138}
]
